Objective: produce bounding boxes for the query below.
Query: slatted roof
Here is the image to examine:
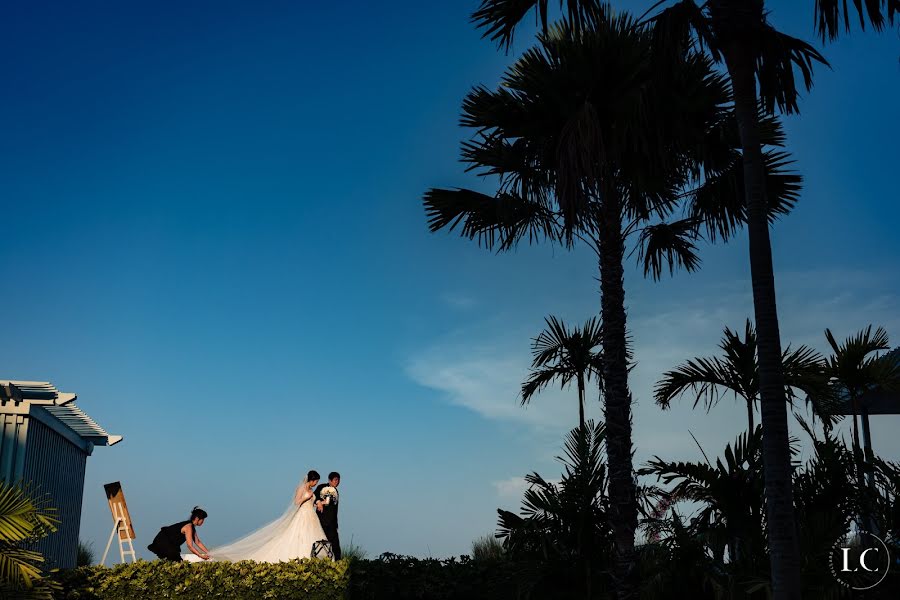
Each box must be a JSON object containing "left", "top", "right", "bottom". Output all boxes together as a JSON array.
[
  {"left": 43, "top": 404, "right": 123, "bottom": 446},
  {"left": 0, "top": 379, "right": 122, "bottom": 446}
]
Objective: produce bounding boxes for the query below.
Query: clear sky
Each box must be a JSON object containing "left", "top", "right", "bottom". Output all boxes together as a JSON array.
[{"left": 1, "top": 1, "right": 898, "bottom": 559}]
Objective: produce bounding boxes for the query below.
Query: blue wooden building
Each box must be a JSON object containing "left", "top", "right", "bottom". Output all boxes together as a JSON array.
[{"left": 0, "top": 380, "right": 121, "bottom": 568}]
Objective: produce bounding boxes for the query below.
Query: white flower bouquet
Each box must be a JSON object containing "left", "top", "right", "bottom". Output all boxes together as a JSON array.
[{"left": 320, "top": 486, "right": 338, "bottom": 505}]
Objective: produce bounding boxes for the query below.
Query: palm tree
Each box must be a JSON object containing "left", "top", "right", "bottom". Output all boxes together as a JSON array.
[
  {"left": 470, "top": 2, "right": 897, "bottom": 597},
  {"left": 823, "top": 326, "right": 900, "bottom": 532},
  {"left": 424, "top": 10, "right": 801, "bottom": 598},
  {"left": 641, "top": 428, "right": 768, "bottom": 578},
  {"left": 0, "top": 482, "right": 58, "bottom": 600},
  {"left": 498, "top": 420, "right": 613, "bottom": 598},
  {"left": 425, "top": 14, "right": 733, "bottom": 598},
  {"left": 655, "top": 319, "right": 834, "bottom": 431},
  {"left": 522, "top": 316, "right": 605, "bottom": 431}
]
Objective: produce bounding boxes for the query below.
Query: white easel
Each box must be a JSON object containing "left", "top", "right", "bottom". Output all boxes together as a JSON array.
[{"left": 100, "top": 502, "right": 136, "bottom": 565}]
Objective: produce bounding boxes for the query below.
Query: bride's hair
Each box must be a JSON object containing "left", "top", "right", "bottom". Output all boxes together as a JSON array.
[
  {"left": 307, "top": 470, "right": 321, "bottom": 482},
  {"left": 190, "top": 506, "right": 208, "bottom": 520}
]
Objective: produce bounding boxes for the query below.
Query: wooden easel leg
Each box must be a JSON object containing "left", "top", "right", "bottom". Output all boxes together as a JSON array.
[{"left": 101, "top": 519, "right": 121, "bottom": 566}]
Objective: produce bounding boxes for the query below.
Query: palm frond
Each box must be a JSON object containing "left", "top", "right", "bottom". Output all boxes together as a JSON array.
[
  {"left": 522, "top": 364, "right": 573, "bottom": 404},
  {"left": 690, "top": 149, "right": 802, "bottom": 242},
  {"left": 636, "top": 218, "right": 702, "bottom": 280},
  {"left": 422, "top": 187, "right": 560, "bottom": 251},
  {"left": 471, "top": 0, "right": 606, "bottom": 50},
  {"left": 654, "top": 356, "right": 738, "bottom": 412},
  {"left": 814, "top": 0, "right": 899, "bottom": 42},
  {"left": 0, "top": 483, "right": 58, "bottom": 594},
  {"left": 754, "top": 24, "right": 830, "bottom": 116}
]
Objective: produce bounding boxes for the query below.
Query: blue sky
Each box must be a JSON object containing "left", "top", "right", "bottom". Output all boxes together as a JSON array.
[{"left": 1, "top": 1, "right": 898, "bottom": 559}]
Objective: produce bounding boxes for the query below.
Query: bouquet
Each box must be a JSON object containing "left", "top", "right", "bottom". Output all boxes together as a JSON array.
[{"left": 320, "top": 486, "right": 338, "bottom": 506}]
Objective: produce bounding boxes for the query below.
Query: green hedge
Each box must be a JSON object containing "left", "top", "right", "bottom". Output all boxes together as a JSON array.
[
  {"left": 54, "top": 558, "right": 348, "bottom": 600},
  {"left": 53, "top": 555, "right": 541, "bottom": 600},
  {"left": 347, "top": 554, "right": 538, "bottom": 599}
]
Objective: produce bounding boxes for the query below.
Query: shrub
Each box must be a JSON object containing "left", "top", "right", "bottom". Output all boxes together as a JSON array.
[
  {"left": 347, "top": 553, "right": 537, "bottom": 600},
  {"left": 76, "top": 541, "right": 95, "bottom": 567},
  {"left": 54, "top": 558, "right": 349, "bottom": 600},
  {"left": 470, "top": 535, "right": 505, "bottom": 561},
  {"left": 55, "top": 555, "right": 540, "bottom": 600}
]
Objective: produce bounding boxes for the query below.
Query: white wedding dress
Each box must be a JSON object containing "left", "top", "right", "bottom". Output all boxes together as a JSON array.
[{"left": 190, "top": 478, "right": 329, "bottom": 563}]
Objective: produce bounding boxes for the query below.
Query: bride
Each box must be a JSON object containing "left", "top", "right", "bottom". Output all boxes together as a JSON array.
[{"left": 197, "top": 470, "right": 330, "bottom": 562}]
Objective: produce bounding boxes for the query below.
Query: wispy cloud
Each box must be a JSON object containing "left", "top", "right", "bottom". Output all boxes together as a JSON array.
[
  {"left": 407, "top": 267, "right": 900, "bottom": 463},
  {"left": 492, "top": 476, "right": 530, "bottom": 500},
  {"left": 440, "top": 292, "right": 478, "bottom": 310},
  {"left": 406, "top": 340, "right": 589, "bottom": 431}
]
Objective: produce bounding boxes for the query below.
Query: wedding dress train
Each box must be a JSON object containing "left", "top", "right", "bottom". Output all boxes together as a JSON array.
[{"left": 189, "top": 478, "right": 328, "bottom": 562}]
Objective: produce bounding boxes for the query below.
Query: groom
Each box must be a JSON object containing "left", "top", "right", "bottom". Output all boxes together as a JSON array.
[{"left": 314, "top": 472, "right": 341, "bottom": 560}]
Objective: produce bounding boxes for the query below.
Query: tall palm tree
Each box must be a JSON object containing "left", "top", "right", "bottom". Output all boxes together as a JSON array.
[
  {"left": 522, "top": 316, "right": 605, "bottom": 431},
  {"left": 655, "top": 319, "right": 834, "bottom": 431},
  {"left": 0, "top": 482, "right": 58, "bottom": 600},
  {"left": 425, "top": 10, "right": 802, "bottom": 598},
  {"left": 471, "top": 2, "right": 896, "bottom": 598},
  {"left": 425, "top": 14, "right": 732, "bottom": 598}
]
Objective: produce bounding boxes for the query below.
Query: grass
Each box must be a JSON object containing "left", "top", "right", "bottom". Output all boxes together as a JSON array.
[
  {"left": 77, "top": 540, "right": 95, "bottom": 567},
  {"left": 471, "top": 535, "right": 505, "bottom": 561},
  {"left": 342, "top": 536, "right": 367, "bottom": 561}
]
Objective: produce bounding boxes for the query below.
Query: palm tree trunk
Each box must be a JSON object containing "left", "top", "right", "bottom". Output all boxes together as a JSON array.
[
  {"left": 724, "top": 49, "right": 801, "bottom": 600},
  {"left": 851, "top": 411, "right": 863, "bottom": 484},
  {"left": 596, "top": 203, "right": 637, "bottom": 600},
  {"left": 851, "top": 406, "right": 876, "bottom": 534},
  {"left": 747, "top": 398, "right": 755, "bottom": 432},
  {"left": 577, "top": 374, "right": 586, "bottom": 431}
]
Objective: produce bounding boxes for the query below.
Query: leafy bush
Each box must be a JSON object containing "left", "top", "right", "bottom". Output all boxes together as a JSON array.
[
  {"left": 54, "top": 558, "right": 349, "bottom": 600},
  {"left": 56, "top": 555, "right": 539, "bottom": 600},
  {"left": 347, "top": 554, "right": 536, "bottom": 600}
]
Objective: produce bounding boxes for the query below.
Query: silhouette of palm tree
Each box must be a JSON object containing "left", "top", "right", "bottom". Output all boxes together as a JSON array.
[
  {"left": 655, "top": 319, "right": 833, "bottom": 431},
  {"left": 522, "top": 316, "right": 606, "bottom": 431}
]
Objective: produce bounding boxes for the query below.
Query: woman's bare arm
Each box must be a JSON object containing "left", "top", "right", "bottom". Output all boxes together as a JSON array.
[
  {"left": 194, "top": 533, "right": 210, "bottom": 555},
  {"left": 183, "top": 524, "right": 209, "bottom": 559}
]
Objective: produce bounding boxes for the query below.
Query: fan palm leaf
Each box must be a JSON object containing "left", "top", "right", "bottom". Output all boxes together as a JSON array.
[{"left": 0, "top": 482, "right": 58, "bottom": 597}]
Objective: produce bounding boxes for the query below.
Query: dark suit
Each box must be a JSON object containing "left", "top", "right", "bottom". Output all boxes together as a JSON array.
[{"left": 314, "top": 483, "right": 341, "bottom": 559}]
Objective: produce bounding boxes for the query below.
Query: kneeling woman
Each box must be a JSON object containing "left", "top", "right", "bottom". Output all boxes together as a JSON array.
[{"left": 148, "top": 507, "right": 210, "bottom": 561}]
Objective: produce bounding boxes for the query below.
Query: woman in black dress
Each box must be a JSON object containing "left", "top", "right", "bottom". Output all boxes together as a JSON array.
[{"left": 148, "top": 507, "right": 210, "bottom": 561}]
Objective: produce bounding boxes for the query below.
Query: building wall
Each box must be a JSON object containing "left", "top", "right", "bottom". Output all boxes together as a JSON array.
[
  {"left": 0, "top": 412, "right": 28, "bottom": 481},
  {"left": 22, "top": 418, "right": 88, "bottom": 569}
]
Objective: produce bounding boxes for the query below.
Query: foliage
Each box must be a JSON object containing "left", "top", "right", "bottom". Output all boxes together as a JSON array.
[
  {"left": 0, "top": 481, "right": 60, "bottom": 599},
  {"left": 55, "top": 556, "right": 536, "bottom": 600},
  {"left": 654, "top": 319, "right": 836, "bottom": 430},
  {"left": 638, "top": 423, "right": 900, "bottom": 599},
  {"left": 76, "top": 541, "right": 95, "bottom": 568},
  {"left": 522, "top": 315, "right": 605, "bottom": 429},
  {"left": 54, "top": 558, "right": 348, "bottom": 600},
  {"left": 497, "top": 420, "right": 614, "bottom": 596},
  {"left": 470, "top": 535, "right": 506, "bottom": 562},
  {"left": 342, "top": 539, "right": 368, "bottom": 562},
  {"left": 348, "top": 554, "right": 535, "bottom": 600}
]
